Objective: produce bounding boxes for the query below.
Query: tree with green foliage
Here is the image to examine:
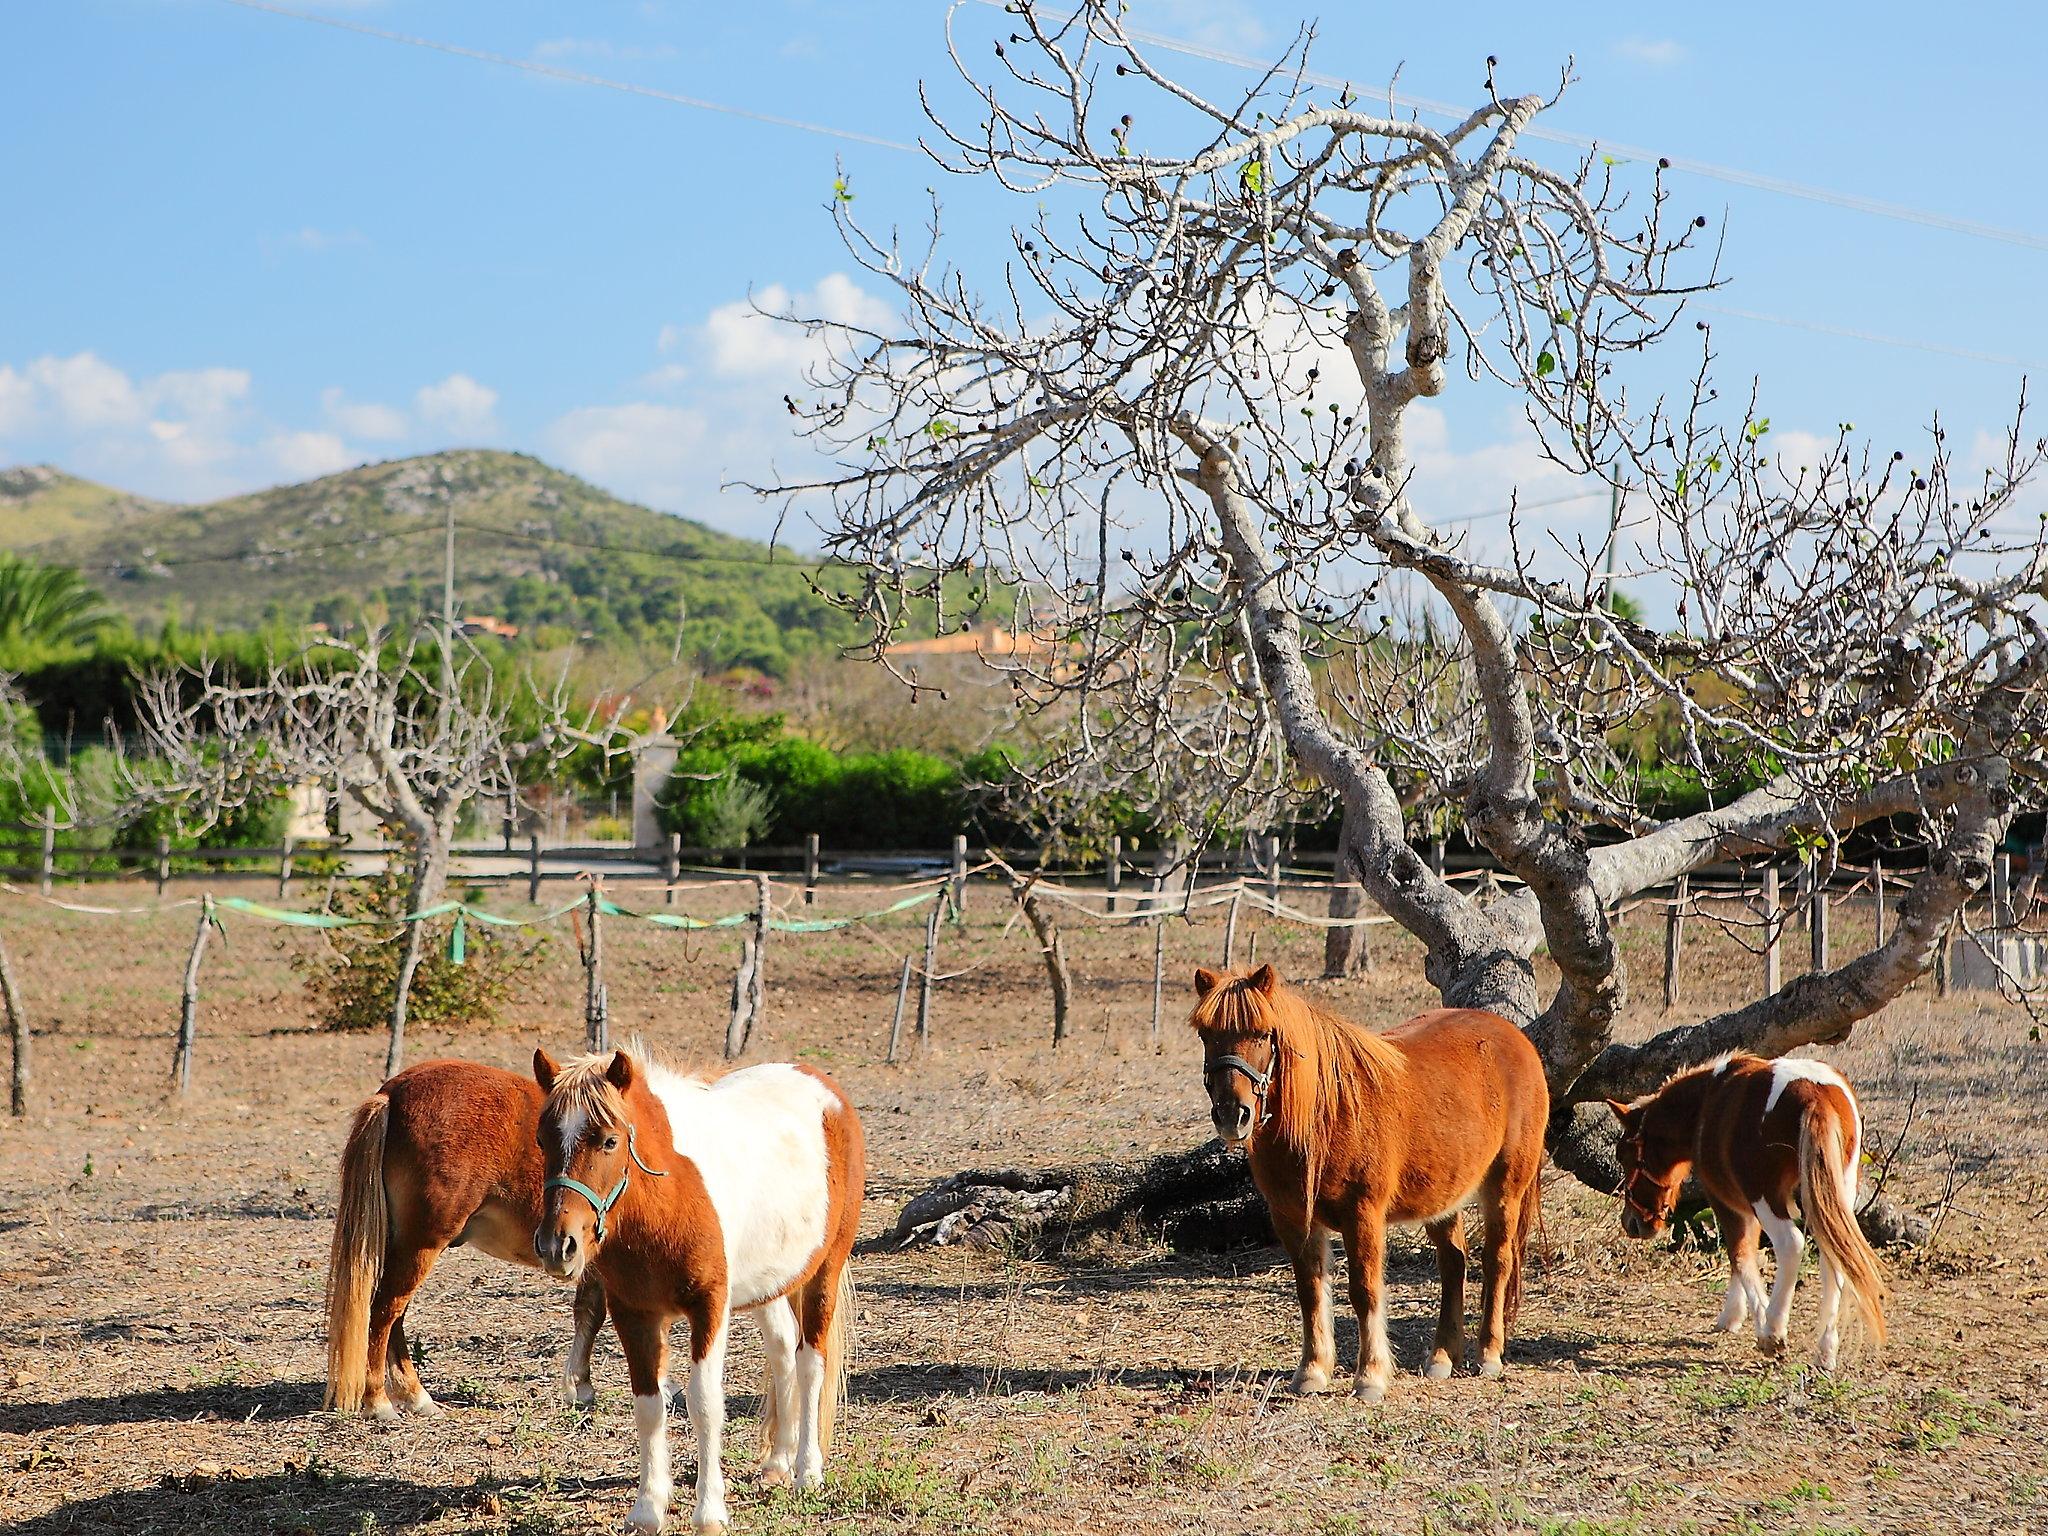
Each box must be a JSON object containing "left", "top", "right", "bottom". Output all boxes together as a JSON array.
[{"left": 0, "top": 556, "right": 108, "bottom": 649}]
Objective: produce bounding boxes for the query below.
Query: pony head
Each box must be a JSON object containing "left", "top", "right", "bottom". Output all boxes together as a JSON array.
[
  {"left": 1605, "top": 1089, "right": 1695, "bottom": 1239},
  {"left": 1188, "top": 963, "right": 1286, "bottom": 1146},
  {"left": 532, "top": 1047, "right": 661, "bottom": 1279}
]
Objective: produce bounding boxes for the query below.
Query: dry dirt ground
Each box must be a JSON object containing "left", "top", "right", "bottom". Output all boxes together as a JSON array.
[{"left": 2, "top": 875, "right": 2045, "bottom": 1535}]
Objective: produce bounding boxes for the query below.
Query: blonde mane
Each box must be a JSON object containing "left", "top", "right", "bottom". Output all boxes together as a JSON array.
[
  {"left": 543, "top": 1039, "right": 710, "bottom": 1129},
  {"left": 1190, "top": 969, "right": 1405, "bottom": 1186}
]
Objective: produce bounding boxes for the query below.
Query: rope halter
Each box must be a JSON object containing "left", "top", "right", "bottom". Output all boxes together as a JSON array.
[{"left": 544, "top": 1121, "right": 667, "bottom": 1244}]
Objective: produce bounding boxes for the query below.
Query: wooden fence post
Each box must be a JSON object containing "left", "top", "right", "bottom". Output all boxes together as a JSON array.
[
  {"left": 1428, "top": 836, "right": 1446, "bottom": 879},
  {"left": 277, "top": 837, "right": 295, "bottom": 900},
  {"left": 584, "top": 881, "right": 607, "bottom": 1052},
  {"left": 724, "top": 874, "right": 772, "bottom": 1059},
  {"left": 950, "top": 834, "right": 969, "bottom": 922},
  {"left": 665, "top": 833, "right": 681, "bottom": 906},
  {"left": 1323, "top": 814, "right": 1372, "bottom": 979},
  {"left": 172, "top": 900, "right": 212, "bottom": 1094},
  {"left": 886, "top": 954, "right": 913, "bottom": 1064},
  {"left": 1763, "top": 866, "right": 1781, "bottom": 996},
  {"left": 1264, "top": 832, "right": 1282, "bottom": 913},
  {"left": 1151, "top": 916, "right": 1166, "bottom": 1046},
  {"left": 914, "top": 896, "right": 942, "bottom": 1045},
  {"left": 804, "top": 833, "right": 820, "bottom": 907},
  {"left": 501, "top": 812, "right": 515, "bottom": 854},
  {"left": 38, "top": 820, "right": 54, "bottom": 897},
  {"left": 2, "top": 933, "right": 28, "bottom": 1116},
  {"left": 1222, "top": 886, "right": 1242, "bottom": 967},
  {"left": 1009, "top": 874, "right": 1073, "bottom": 1045},
  {"left": 1873, "top": 856, "right": 1888, "bottom": 948},
  {"left": 1662, "top": 875, "right": 1687, "bottom": 1011},
  {"left": 1105, "top": 834, "right": 1121, "bottom": 915},
  {"left": 1935, "top": 925, "right": 1952, "bottom": 995},
  {"left": 1796, "top": 856, "right": 1814, "bottom": 933},
  {"left": 1993, "top": 851, "right": 2015, "bottom": 929},
  {"left": 528, "top": 832, "right": 543, "bottom": 906},
  {"left": 155, "top": 833, "right": 171, "bottom": 899}
]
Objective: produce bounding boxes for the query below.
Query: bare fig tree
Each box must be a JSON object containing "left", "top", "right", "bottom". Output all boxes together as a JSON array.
[
  {"left": 131, "top": 627, "right": 660, "bottom": 1074},
  {"left": 769, "top": 3, "right": 2044, "bottom": 1240}
]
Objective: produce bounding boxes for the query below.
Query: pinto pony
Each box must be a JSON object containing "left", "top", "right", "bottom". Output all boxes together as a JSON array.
[
  {"left": 533, "top": 1047, "right": 864, "bottom": 1536},
  {"left": 325, "top": 1059, "right": 608, "bottom": 1420},
  {"left": 1190, "top": 964, "right": 1549, "bottom": 1400},
  {"left": 1607, "top": 1052, "right": 1884, "bottom": 1371}
]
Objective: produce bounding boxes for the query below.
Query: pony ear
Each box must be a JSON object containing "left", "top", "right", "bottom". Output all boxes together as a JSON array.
[
  {"left": 1247, "top": 963, "right": 1278, "bottom": 996},
  {"left": 1603, "top": 1097, "right": 1632, "bottom": 1123},
  {"left": 606, "top": 1049, "right": 637, "bottom": 1093},
  {"left": 1192, "top": 967, "right": 1223, "bottom": 999},
  {"left": 533, "top": 1048, "right": 559, "bottom": 1092}
]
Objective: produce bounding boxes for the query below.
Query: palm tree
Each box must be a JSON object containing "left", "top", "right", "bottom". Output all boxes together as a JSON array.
[{"left": 0, "top": 556, "right": 109, "bottom": 648}]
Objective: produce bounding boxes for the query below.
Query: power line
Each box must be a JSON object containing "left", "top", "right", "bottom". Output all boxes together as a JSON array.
[
  {"left": 1696, "top": 303, "right": 2042, "bottom": 371},
  {"left": 212, "top": 0, "right": 919, "bottom": 152}
]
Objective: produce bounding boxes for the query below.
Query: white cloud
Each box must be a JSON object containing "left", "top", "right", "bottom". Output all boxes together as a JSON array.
[
  {"left": 542, "top": 402, "right": 711, "bottom": 508},
  {"left": 696, "top": 273, "right": 893, "bottom": 380},
  {"left": 0, "top": 365, "right": 35, "bottom": 436},
  {"left": 321, "top": 386, "right": 410, "bottom": 441},
  {"left": 29, "top": 352, "right": 143, "bottom": 429},
  {"left": 149, "top": 366, "right": 251, "bottom": 424},
  {"left": 265, "top": 430, "right": 356, "bottom": 480},
  {"left": 1615, "top": 37, "right": 1685, "bottom": 68},
  {"left": 414, "top": 373, "right": 500, "bottom": 437}
]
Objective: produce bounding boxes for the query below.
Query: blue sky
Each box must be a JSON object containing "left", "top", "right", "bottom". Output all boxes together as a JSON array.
[{"left": 3, "top": 0, "right": 2043, "bottom": 559}]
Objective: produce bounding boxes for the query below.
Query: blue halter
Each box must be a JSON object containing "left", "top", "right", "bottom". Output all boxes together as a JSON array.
[{"left": 545, "top": 1122, "right": 667, "bottom": 1244}]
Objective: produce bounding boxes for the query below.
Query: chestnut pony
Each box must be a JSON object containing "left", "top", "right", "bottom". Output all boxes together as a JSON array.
[
  {"left": 325, "top": 1059, "right": 609, "bottom": 1420},
  {"left": 533, "top": 1047, "right": 864, "bottom": 1536},
  {"left": 1608, "top": 1052, "right": 1884, "bottom": 1370},
  {"left": 1191, "top": 964, "right": 1548, "bottom": 1399}
]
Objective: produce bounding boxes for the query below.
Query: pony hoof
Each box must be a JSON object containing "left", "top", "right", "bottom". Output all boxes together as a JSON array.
[
  {"left": 1289, "top": 1366, "right": 1332, "bottom": 1395},
  {"left": 1476, "top": 1357, "right": 1504, "bottom": 1380},
  {"left": 1756, "top": 1333, "right": 1788, "bottom": 1359},
  {"left": 624, "top": 1504, "right": 667, "bottom": 1535},
  {"left": 795, "top": 1466, "right": 824, "bottom": 1492},
  {"left": 756, "top": 1464, "right": 792, "bottom": 1490},
  {"left": 1710, "top": 1316, "right": 1742, "bottom": 1335},
  {"left": 1810, "top": 1346, "right": 1840, "bottom": 1374},
  {"left": 366, "top": 1401, "right": 402, "bottom": 1426},
  {"left": 404, "top": 1396, "right": 443, "bottom": 1418},
  {"left": 1351, "top": 1378, "right": 1387, "bottom": 1403},
  {"left": 1423, "top": 1356, "right": 1455, "bottom": 1382},
  {"left": 565, "top": 1381, "right": 597, "bottom": 1410}
]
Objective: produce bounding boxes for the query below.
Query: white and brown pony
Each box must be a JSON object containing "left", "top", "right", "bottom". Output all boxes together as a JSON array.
[
  {"left": 325, "top": 1059, "right": 610, "bottom": 1421},
  {"left": 1190, "top": 964, "right": 1549, "bottom": 1400},
  {"left": 533, "top": 1047, "right": 864, "bottom": 1536},
  {"left": 1607, "top": 1052, "right": 1885, "bottom": 1370}
]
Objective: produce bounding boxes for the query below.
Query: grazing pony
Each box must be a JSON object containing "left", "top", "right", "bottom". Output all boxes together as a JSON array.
[
  {"left": 1607, "top": 1052, "right": 1884, "bottom": 1370},
  {"left": 1190, "top": 964, "right": 1549, "bottom": 1400},
  {"left": 325, "top": 1059, "right": 609, "bottom": 1421},
  {"left": 533, "top": 1047, "right": 864, "bottom": 1536}
]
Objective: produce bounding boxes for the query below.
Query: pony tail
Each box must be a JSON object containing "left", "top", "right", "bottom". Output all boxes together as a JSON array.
[
  {"left": 324, "top": 1092, "right": 391, "bottom": 1412},
  {"left": 1799, "top": 1101, "right": 1886, "bottom": 1347},
  {"left": 817, "top": 1260, "right": 855, "bottom": 1455}
]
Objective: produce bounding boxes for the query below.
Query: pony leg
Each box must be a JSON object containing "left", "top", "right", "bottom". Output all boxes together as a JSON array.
[
  {"left": 1279, "top": 1221, "right": 1335, "bottom": 1393},
  {"left": 1753, "top": 1199, "right": 1806, "bottom": 1357},
  {"left": 385, "top": 1306, "right": 442, "bottom": 1417},
  {"left": 1475, "top": 1181, "right": 1515, "bottom": 1378},
  {"left": 363, "top": 1244, "right": 437, "bottom": 1423},
  {"left": 1712, "top": 1202, "right": 1762, "bottom": 1334},
  {"left": 1340, "top": 1208, "right": 1392, "bottom": 1401},
  {"left": 613, "top": 1304, "right": 677, "bottom": 1535},
  {"left": 1811, "top": 1248, "right": 1844, "bottom": 1372},
  {"left": 753, "top": 1298, "right": 801, "bottom": 1486},
  {"left": 1423, "top": 1213, "right": 1467, "bottom": 1380},
  {"left": 563, "top": 1272, "right": 607, "bottom": 1408},
  {"left": 684, "top": 1309, "right": 732, "bottom": 1531}
]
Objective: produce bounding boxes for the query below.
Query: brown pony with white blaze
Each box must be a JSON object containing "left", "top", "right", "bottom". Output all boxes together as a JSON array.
[
  {"left": 533, "top": 1047, "right": 864, "bottom": 1536},
  {"left": 1608, "top": 1052, "right": 1885, "bottom": 1371},
  {"left": 1191, "top": 965, "right": 1549, "bottom": 1400},
  {"left": 325, "top": 1059, "right": 611, "bottom": 1421}
]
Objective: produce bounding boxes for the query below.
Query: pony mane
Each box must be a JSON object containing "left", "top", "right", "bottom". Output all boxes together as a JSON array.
[
  {"left": 1641, "top": 1050, "right": 1763, "bottom": 1107},
  {"left": 544, "top": 1038, "right": 710, "bottom": 1129},
  {"left": 1191, "top": 970, "right": 1405, "bottom": 1167}
]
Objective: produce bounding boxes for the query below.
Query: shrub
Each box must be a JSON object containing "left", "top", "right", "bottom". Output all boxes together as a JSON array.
[{"left": 292, "top": 866, "right": 542, "bottom": 1033}]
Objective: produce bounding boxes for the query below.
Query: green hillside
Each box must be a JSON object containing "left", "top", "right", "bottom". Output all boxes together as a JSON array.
[{"left": 0, "top": 450, "right": 858, "bottom": 672}]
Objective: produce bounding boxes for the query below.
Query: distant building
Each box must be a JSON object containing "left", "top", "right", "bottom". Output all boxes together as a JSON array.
[
  {"left": 458, "top": 614, "right": 521, "bottom": 640},
  {"left": 884, "top": 622, "right": 1064, "bottom": 658}
]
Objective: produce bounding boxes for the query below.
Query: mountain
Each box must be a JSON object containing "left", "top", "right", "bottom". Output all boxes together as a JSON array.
[{"left": 0, "top": 450, "right": 857, "bottom": 673}]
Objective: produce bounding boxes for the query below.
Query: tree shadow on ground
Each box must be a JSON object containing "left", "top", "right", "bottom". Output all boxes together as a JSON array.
[
  {"left": 0, "top": 1378, "right": 323, "bottom": 1433},
  {"left": 7, "top": 1471, "right": 521, "bottom": 1536}
]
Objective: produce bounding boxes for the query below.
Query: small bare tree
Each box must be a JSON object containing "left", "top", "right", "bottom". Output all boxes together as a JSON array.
[
  {"left": 770, "top": 4, "right": 2044, "bottom": 1233},
  {"left": 131, "top": 627, "right": 661, "bottom": 1074}
]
